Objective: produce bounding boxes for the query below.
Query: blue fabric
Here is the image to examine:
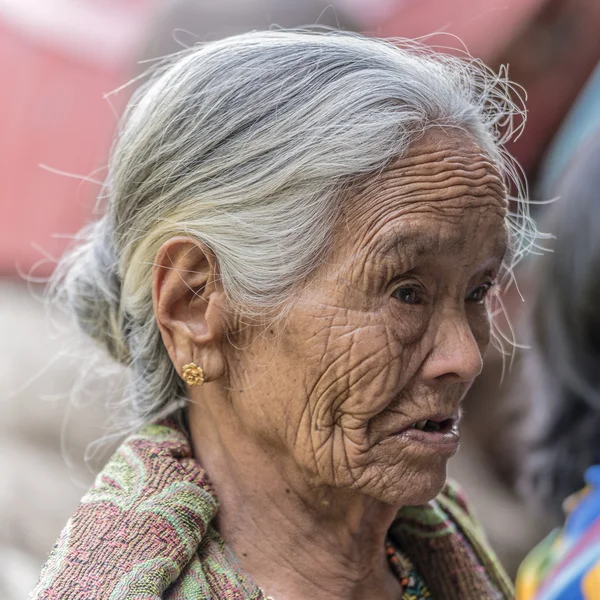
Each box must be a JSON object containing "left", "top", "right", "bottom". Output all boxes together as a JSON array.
[{"left": 516, "top": 466, "right": 600, "bottom": 599}]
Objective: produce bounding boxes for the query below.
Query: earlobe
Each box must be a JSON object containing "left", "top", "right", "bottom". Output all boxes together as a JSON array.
[
  {"left": 152, "top": 237, "right": 227, "bottom": 384},
  {"left": 182, "top": 362, "right": 205, "bottom": 386}
]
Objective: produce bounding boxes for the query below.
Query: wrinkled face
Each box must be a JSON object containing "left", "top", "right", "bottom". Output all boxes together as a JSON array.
[{"left": 227, "top": 131, "right": 508, "bottom": 506}]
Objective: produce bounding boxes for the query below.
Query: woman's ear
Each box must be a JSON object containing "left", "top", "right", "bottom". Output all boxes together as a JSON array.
[{"left": 152, "top": 236, "right": 227, "bottom": 383}]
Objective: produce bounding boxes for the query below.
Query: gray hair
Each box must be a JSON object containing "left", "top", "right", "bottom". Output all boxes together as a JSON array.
[{"left": 50, "top": 30, "right": 530, "bottom": 428}]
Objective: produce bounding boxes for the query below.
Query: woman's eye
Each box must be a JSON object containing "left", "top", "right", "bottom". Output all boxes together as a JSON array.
[
  {"left": 392, "top": 285, "right": 423, "bottom": 305},
  {"left": 467, "top": 283, "right": 493, "bottom": 304}
]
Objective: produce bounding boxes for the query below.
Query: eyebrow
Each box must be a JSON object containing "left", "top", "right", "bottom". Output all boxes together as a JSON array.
[{"left": 374, "top": 229, "right": 510, "bottom": 264}]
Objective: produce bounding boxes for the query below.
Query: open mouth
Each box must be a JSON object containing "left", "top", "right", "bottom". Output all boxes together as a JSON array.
[
  {"left": 383, "top": 415, "right": 460, "bottom": 452},
  {"left": 409, "top": 418, "right": 455, "bottom": 433}
]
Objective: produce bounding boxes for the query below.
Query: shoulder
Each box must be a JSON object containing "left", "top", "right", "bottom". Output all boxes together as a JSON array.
[
  {"left": 30, "top": 420, "right": 219, "bottom": 599},
  {"left": 516, "top": 465, "right": 600, "bottom": 600},
  {"left": 391, "top": 478, "right": 514, "bottom": 599}
]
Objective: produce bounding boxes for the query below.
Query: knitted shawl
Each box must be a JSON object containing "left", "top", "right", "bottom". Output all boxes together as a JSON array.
[{"left": 31, "top": 421, "right": 514, "bottom": 599}]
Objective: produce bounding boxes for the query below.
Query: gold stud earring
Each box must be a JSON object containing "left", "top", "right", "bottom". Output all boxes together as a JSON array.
[{"left": 182, "top": 363, "right": 205, "bottom": 386}]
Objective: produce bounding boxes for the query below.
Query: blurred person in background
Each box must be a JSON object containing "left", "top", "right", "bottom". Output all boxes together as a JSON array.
[
  {"left": 30, "top": 30, "right": 526, "bottom": 600},
  {"left": 516, "top": 131, "right": 600, "bottom": 599}
]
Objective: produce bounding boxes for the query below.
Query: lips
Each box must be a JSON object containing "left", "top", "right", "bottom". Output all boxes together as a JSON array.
[{"left": 384, "top": 413, "right": 460, "bottom": 454}]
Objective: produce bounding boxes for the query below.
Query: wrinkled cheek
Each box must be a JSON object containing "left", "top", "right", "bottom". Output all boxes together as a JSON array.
[
  {"left": 312, "top": 342, "right": 406, "bottom": 423},
  {"left": 304, "top": 421, "right": 376, "bottom": 486},
  {"left": 307, "top": 358, "right": 412, "bottom": 481}
]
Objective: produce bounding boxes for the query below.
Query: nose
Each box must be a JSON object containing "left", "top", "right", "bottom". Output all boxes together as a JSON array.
[{"left": 420, "top": 310, "right": 484, "bottom": 384}]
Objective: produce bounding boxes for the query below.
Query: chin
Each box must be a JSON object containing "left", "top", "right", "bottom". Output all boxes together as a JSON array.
[{"left": 372, "top": 460, "right": 449, "bottom": 506}]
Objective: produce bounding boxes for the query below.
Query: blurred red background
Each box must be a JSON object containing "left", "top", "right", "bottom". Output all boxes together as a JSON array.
[{"left": 1, "top": 0, "right": 599, "bottom": 276}]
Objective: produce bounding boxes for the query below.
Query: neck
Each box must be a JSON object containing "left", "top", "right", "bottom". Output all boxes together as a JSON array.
[{"left": 188, "top": 401, "right": 402, "bottom": 600}]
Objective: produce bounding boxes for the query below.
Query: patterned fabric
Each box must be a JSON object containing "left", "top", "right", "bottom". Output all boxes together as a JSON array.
[
  {"left": 400, "top": 564, "right": 432, "bottom": 600},
  {"left": 31, "top": 420, "right": 514, "bottom": 599},
  {"left": 386, "top": 540, "right": 432, "bottom": 599},
  {"left": 516, "top": 465, "right": 600, "bottom": 600}
]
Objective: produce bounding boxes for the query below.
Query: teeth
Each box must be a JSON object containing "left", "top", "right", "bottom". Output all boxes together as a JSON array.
[{"left": 413, "top": 420, "right": 427, "bottom": 430}]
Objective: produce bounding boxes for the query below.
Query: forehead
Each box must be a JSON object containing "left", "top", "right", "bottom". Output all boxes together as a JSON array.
[{"left": 337, "top": 130, "right": 508, "bottom": 259}]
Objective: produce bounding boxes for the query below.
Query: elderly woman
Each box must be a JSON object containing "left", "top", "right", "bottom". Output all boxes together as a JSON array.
[{"left": 33, "top": 31, "right": 521, "bottom": 599}]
